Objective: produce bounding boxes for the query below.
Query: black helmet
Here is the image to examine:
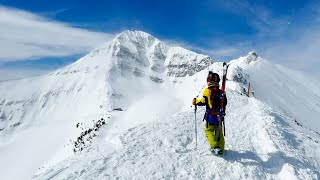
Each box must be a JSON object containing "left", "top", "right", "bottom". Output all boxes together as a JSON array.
[{"left": 207, "top": 71, "right": 220, "bottom": 84}]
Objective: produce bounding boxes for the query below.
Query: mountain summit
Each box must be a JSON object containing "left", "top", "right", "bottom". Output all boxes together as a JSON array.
[
  {"left": 0, "top": 30, "right": 214, "bottom": 180},
  {"left": 0, "top": 30, "right": 319, "bottom": 180},
  {"left": 0, "top": 30, "right": 212, "bottom": 134}
]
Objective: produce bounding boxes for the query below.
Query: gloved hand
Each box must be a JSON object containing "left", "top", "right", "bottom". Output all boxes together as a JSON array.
[{"left": 192, "top": 98, "right": 196, "bottom": 105}]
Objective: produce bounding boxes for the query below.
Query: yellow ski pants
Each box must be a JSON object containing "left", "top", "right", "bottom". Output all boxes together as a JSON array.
[{"left": 205, "top": 123, "right": 225, "bottom": 151}]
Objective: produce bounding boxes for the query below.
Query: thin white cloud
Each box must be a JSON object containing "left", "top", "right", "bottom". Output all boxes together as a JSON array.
[
  {"left": 252, "top": 2, "right": 320, "bottom": 78},
  {"left": 0, "top": 6, "right": 115, "bottom": 61},
  {"left": 260, "top": 26, "right": 320, "bottom": 77},
  {"left": 0, "top": 67, "right": 51, "bottom": 82},
  {"left": 198, "top": 1, "right": 320, "bottom": 78},
  {"left": 214, "top": 0, "right": 291, "bottom": 36},
  {"left": 40, "top": 8, "right": 69, "bottom": 18},
  {"left": 205, "top": 47, "right": 243, "bottom": 57},
  {"left": 163, "top": 38, "right": 251, "bottom": 61}
]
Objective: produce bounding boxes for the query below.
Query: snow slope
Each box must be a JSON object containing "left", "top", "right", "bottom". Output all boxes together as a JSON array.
[
  {"left": 1, "top": 30, "right": 319, "bottom": 180},
  {"left": 0, "top": 30, "right": 212, "bottom": 180},
  {"left": 33, "top": 54, "right": 320, "bottom": 179},
  {"left": 33, "top": 83, "right": 320, "bottom": 180},
  {"left": 227, "top": 52, "right": 320, "bottom": 133}
]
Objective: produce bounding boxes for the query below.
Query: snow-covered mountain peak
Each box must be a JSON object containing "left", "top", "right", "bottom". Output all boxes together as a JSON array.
[
  {"left": 230, "top": 51, "right": 261, "bottom": 68},
  {"left": 245, "top": 51, "right": 261, "bottom": 64},
  {"left": 108, "top": 30, "right": 160, "bottom": 56},
  {"left": 225, "top": 52, "right": 260, "bottom": 89},
  {"left": 81, "top": 30, "right": 213, "bottom": 79},
  {"left": 2, "top": 30, "right": 320, "bottom": 180},
  {"left": 113, "top": 30, "right": 157, "bottom": 44},
  {"left": 225, "top": 50, "right": 320, "bottom": 134},
  {"left": 0, "top": 29, "right": 214, "bottom": 138}
]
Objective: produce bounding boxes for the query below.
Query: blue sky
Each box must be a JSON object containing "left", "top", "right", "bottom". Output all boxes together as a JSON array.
[{"left": 1, "top": 0, "right": 320, "bottom": 80}]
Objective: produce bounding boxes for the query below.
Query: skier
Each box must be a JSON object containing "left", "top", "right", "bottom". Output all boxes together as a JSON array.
[{"left": 192, "top": 71, "right": 227, "bottom": 154}]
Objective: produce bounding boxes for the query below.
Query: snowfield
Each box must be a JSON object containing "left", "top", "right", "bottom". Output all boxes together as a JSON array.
[
  {"left": 0, "top": 30, "right": 319, "bottom": 180},
  {"left": 33, "top": 89, "right": 320, "bottom": 180}
]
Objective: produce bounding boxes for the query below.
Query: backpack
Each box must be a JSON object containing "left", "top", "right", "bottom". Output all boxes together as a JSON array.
[
  {"left": 202, "top": 87, "right": 225, "bottom": 126},
  {"left": 208, "top": 87, "right": 224, "bottom": 116}
]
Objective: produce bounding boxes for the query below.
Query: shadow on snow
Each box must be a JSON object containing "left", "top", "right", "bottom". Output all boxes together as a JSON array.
[{"left": 223, "top": 150, "right": 319, "bottom": 177}]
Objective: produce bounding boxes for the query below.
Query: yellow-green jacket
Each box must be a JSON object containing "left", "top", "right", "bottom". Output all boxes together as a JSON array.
[{"left": 195, "top": 84, "right": 227, "bottom": 125}]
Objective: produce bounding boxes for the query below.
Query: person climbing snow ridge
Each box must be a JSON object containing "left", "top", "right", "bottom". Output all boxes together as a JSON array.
[{"left": 192, "top": 66, "right": 228, "bottom": 155}]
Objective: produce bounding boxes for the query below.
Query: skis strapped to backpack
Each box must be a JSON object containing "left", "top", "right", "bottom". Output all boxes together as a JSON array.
[{"left": 215, "top": 62, "right": 229, "bottom": 141}]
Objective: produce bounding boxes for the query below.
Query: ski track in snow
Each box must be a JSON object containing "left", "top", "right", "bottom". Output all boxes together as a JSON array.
[{"left": 33, "top": 90, "right": 320, "bottom": 180}]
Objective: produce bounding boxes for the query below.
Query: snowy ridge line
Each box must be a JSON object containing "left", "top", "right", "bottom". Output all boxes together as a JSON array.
[
  {"left": 1, "top": 30, "right": 320, "bottom": 180},
  {"left": 249, "top": 87, "right": 320, "bottom": 142},
  {"left": 225, "top": 53, "right": 320, "bottom": 133},
  {"left": 33, "top": 89, "right": 320, "bottom": 180},
  {"left": 1, "top": 29, "right": 213, "bottom": 180}
]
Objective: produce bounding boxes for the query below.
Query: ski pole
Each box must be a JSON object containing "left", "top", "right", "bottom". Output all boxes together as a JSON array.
[
  {"left": 194, "top": 98, "right": 197, "bottom": 149},
  {"left": 223, "top": 119, "right": 225, "bottom": 136}
]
